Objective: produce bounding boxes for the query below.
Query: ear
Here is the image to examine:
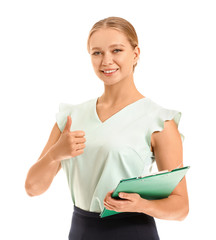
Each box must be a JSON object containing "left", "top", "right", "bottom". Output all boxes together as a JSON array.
[{"left": 133, "top": 46, "right": 140, "bottom": 66}]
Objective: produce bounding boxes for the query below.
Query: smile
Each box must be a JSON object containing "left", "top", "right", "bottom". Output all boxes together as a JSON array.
[{"left": 101, "top": 69, "right": 119, "bottom": 75}]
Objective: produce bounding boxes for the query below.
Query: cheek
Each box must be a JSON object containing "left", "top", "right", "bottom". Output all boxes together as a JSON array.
[
  {"left": 116, "top": 54, "right": 133, "bottom": 68},
  {"left": 91, "top": 59, "right": 102, "bottom": 72}
]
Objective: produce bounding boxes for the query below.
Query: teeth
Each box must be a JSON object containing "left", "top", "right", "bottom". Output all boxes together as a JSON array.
[{"left": 104, "top": 69, "right": 117, "bottom": 73}]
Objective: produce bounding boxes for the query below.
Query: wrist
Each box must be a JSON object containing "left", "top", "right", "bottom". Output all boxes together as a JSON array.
[
  {"left": 46, "top": 146, "right": 60, "bottom": 164},
  {"left": 138, "top": 197, "right": 153, "bottom": 215}
]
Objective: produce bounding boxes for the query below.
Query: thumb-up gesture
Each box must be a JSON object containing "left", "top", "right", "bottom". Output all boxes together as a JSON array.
[{"left": 52, "top": 115, "right": 86, "bottom": 162}]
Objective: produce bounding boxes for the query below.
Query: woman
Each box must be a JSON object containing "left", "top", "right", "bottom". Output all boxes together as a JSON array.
[{"left": 25, "top": 16, "right": 189, "bottom": 240}]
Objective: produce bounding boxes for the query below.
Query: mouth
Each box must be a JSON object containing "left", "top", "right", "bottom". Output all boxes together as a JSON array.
[{"left": 101, "top": 68, "right": 119, "bottom": 76}]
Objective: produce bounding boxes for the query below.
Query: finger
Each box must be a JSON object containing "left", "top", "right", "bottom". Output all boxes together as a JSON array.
[
  {"left": 104, "top": 202, "right": 113, "bottom": 210},
  {"left": 110, "top": 189, "right": 115, "bottom": 197},
  {"left": 72, "top": 149, "right": 84, "bottom": 157},
  {"left": 118, "top": 192, "right": 136, "bottom": 201},
  {"left": 107, "top": 195, "right": 119, "bottom": 204},
  {"left": 108, "top": 189, "right": 114, "bottom": 195},
  {"left": 104, "top": 197, "right": 115, "bottom": 207},
  {"left": 104, "top": 192, "right": 111, "bottom": 203},
  {"left": 104, "top": 189, "right": 115, "bottom": 203},
  {"left": 73, "top": 136, "right": 86, "bottom": 143},
  {"left": 75, "top": 143, "right": 86, "bottom": 151},
  {"left": 105, "top": 200, "right": 120, "bottom": 211},
  {"left": 63, "top": 115, "right": 72, "bottom": 133},
  {"left": 71, "top": 130, "right": 85, "bottom": 137}
]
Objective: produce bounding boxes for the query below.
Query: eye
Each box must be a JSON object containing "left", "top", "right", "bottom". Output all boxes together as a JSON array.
[
  {"left": 92, "top": 51, "right": 101, "bottom": 56},
  {"left": 113, "top": 49, "right": 122, "bottom": 53}
]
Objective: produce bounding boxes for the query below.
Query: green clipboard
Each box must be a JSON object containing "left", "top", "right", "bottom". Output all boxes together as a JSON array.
[{"left": 100, "top": 166, "right": 190, "bottom": 218}]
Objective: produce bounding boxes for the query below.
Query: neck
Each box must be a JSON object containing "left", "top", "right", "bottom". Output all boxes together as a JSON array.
[{"left": 99, "top": 76, "right": 144, "bottom": 106}]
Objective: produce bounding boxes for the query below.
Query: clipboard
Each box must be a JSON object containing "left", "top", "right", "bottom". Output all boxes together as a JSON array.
[{"left": 100, "top": 166, "right": 190, "bottom": 218}]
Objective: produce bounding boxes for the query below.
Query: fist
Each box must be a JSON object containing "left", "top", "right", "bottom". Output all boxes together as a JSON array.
[{"left": 52, "top": 115, "right": 86, "bottom": 161}]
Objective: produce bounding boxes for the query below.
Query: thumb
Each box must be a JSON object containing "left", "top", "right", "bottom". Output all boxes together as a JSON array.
[
  {"left": 119, "top": 192, "right": 139, "bottom": 199},
  {"left": 118, "top": 192, "right": 132, "bottom": 199},
  {"left": 63, "top": 115, "right": 72, "bottom": 133}
]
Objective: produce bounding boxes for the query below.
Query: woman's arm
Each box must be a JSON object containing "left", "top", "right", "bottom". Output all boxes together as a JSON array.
[
  {"left": 25, "top": 122, "right": 62, "bottom": 197},
  {"left": 138, "top": 119, "right": 189, "bottom": 221},
  {"left": 104, "top": 119, "right": 189, "bottom": 221}
]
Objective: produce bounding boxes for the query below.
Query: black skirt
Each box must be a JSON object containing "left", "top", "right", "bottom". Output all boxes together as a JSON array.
[{"left": 69, "top": 205, "right": 160, "bottom": 240}]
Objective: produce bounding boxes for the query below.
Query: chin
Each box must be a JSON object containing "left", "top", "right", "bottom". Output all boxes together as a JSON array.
[
  {"left": 101, "top": 81, "right": 118, "bottom": 86},
  {"left": 99, "top": 78, "right": 122, "bottom": 86}
]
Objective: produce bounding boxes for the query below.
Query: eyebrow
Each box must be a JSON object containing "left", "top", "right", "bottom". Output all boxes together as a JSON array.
[{"left": 91, "top": 44, "right": 126, "bottom": 51}]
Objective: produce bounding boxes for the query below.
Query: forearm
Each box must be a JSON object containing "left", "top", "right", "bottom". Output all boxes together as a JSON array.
[
  {"left": 25, "top": 147, "right": 60, "bottom": 197},
  {"left": 138, "top": 194, "right": 189, "bottom": 221}
]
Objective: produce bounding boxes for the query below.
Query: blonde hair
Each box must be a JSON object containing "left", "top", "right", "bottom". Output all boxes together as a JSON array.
[{"left": 87, "top": 16, "right": 139, "bottom": 72}]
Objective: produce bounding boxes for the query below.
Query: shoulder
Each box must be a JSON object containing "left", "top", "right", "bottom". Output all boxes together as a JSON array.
[
  {"left": 140, "top": 97, "right": 163, "bottom": 113},
  {"left": 151, "top": 118, "right": 183, "bottom": 160},
  {"left": 56, "top": 98, "right": 95, "bottom": 132},
  {"left": 146, "top": 98, "right": 184, "bottom": 149},
  {"left": 151, "top": 119, "right": 180, "bottom": 144},
  {"left": 146, "top": 98, "right": 183, "bottom": 133},
  {"left": 58, "top": 97, "right": 95, "bottom": 112}
]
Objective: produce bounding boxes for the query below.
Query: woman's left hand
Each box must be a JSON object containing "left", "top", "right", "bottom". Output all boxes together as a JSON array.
[{"left": 103, "top": 189, "right": 144, "bottom": 213}]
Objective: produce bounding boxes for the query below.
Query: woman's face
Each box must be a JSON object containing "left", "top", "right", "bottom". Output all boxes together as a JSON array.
[{"left": 89, "top": 28, "right": 140, "bottom": 86}]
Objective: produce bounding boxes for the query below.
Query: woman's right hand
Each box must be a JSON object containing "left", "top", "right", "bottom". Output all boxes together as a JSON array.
[{"left": 51, "top": 115, "right": 86, "bottom": 162}]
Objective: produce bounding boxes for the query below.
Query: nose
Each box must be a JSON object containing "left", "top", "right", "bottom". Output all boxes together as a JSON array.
[{"left": 102, "top": 52, "right": 113, "bottom": 66}]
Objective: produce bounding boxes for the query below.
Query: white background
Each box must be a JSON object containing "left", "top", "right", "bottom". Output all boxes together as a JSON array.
[{"left": 0, "top": 0, "right": 215, "bottom": 239}]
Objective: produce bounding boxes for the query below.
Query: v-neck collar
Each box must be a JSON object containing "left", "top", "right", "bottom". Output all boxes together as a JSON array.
[{"left": 94, "top": 96, "right": 149, "bottom": 124}]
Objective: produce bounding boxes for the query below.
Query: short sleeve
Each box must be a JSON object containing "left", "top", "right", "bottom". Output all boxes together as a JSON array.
[
  {"left": 147, "top": 107, "right": 185, "bottom": 147},
  {"left": 56, "top": 103, "right": 74, "bottom": 132}
]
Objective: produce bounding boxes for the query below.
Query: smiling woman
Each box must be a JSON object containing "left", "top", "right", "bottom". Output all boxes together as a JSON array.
[
  {"left": 88, "top": 27, "right": 140, "bottom": 87},
  {"left": 25, "top": 16, "right": 188, "bottom": 240}
]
